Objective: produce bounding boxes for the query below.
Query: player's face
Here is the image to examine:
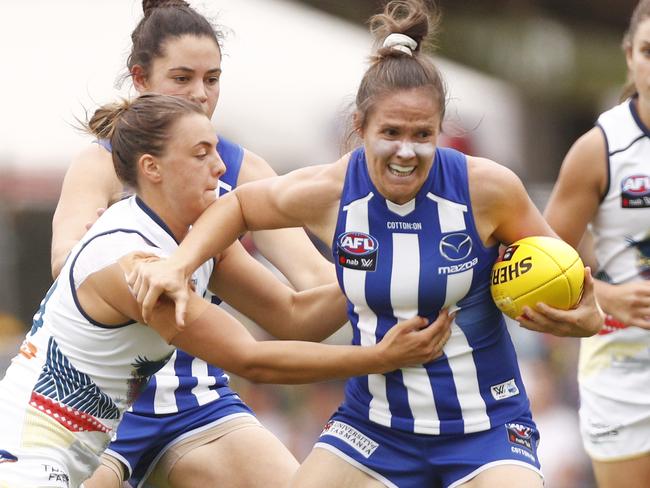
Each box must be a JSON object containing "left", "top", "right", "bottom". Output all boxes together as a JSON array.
[
  {"left": 139, "top": 35, "right": 222, "bottom": 118},
  {"left": 159, "top": 113, "right": 225, "bottom": 223},
  {"left": 627, "top": 18, "right": 650, "bottom": 101},
  {"left": 361, "top": 87, "right": 440, "bottom": 205}
]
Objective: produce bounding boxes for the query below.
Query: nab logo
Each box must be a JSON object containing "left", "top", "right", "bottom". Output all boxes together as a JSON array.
[
  {"left": 439, "top": 233, "right": 472, "bottom": 262},
  {"left": 0, "top": 450, "right": 18, "bottom": 463},
  {"left": 506, "top": 423, "right": 535, "bottom": 451},
  {"left": 622, "top": 174, "right": 650, "bottom": 195},
  {"left": 337, "top": 232, "right": 379, "bottom": 271}
]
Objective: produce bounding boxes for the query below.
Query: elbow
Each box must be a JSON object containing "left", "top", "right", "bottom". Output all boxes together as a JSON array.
[
  {"left": 239, "top": 366, "right": 276, "bottom": 384},
  {"left": 235, "top": 362, "right": 284, "bottom": 384},
  {"left": 228, "top": 349, "right": 280, "bottom": 384},
  {"left": 234, "top": 191, "right": 252, "bottom": 234}
]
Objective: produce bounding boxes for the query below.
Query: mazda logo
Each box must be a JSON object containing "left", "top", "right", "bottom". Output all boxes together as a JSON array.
[{"left": 439, "top": 233, "right": 473, "bottom": 261}]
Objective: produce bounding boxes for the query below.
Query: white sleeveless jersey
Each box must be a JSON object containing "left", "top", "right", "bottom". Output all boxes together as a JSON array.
[
  {"left": 126, "top": 137, "right": 242, "bottom": 415},
  {"left": 579, "top": 98, "right": 650, "bottom": 408},
  {"left": 0, "top": 196, "right": 213, "bottom": 486}
]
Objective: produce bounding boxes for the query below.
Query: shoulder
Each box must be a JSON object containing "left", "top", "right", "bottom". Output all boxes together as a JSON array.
[
  {"left": 467, "top": 156, "right": 529, "bottom": 221},
  {"left": 237, "top": 155, "right": 348, "bottom": 220},
  {"left": 66, "top": 143, "right": 122, "bottom": 192},
  {"left": 567, "top": 127, "right": 606, "bottom": 160},
  {"left": 70, "top": 142, "right": 113, "bottom": 168},
  {"left": 468, "top": 155, "right": 523, "bottom": 200},
  {"left": 58, "top": 143, "right": 124, "bottom": 210},
  {"left": 71, "top": 230, "right": 164, "bottom": 288},
  {"left": 282, "top": 155, "right": 348, "bottom": 201},
  {"left": 559, "top": 127, "right": 607, "bottom": 193}
]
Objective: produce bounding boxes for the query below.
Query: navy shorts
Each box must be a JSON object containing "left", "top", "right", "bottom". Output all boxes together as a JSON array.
[
  {"left": 105, "top": 391, "right": 254, "bottom": 487},
  {"left": 315, "top": 406, "right": 542, "bottom": 488}
]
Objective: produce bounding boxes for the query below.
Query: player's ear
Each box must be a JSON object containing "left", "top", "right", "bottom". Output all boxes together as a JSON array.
[
  {"left": 139, "top": 154, "right": 162, "bottom": 183},
  {"left": 131, "top": 65, "right": 149, "bottom": 92},
  {"left": 353, "top": 111, "right": 364, "bottom": 138}
]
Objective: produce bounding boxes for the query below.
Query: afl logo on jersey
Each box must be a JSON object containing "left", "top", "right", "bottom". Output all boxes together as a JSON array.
[
  {"left": 439, "top": 233, "right": 473, "bottom": 261},
  {"left": 337, "top": 232, "right": 379, "bottom": 271},
  {"left": 621, "top": 174, "right": 650, "bottom": 208}
]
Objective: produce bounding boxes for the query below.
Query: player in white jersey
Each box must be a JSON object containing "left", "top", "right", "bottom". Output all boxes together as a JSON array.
[
  {"left": 51, "top": 1, "right": 350, "bottom": 487},
  {"left": 544, "top": 2, "right": 650, "bottom": 486},
  {"left": 0, "top": 94, "right": 453, "bottom": 488},
  {"left": 127, "top": 2, "right": 605, "bottom": 487}
]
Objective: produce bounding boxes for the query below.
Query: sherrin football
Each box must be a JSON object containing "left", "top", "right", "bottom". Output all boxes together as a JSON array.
[{"left": 490, "top": 236, "right": 584, "bottom": 319}]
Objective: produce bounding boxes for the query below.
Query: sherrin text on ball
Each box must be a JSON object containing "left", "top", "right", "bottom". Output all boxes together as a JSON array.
[{"left": 490, "top": 236, "right": 584, "bottom": 319}]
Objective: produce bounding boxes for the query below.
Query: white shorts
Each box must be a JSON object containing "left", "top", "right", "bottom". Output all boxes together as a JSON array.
[
  {"left": 578, "top": 327, "right": 650, "bottom": 461},
  {"left": 579, "top": 387, "right": 650, "bottom": 461},
  {"left": 0, "top": 449, "right": 72, "bottom": 488}
]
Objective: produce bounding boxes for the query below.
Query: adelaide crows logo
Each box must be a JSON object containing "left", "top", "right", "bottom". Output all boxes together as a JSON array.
[
  {"left": 0, "top": 450, "right": 18, "bottom": 463},
  {"left": 439, "top": 233, "right": 473, "bottom": 262},
  {"left": 337, "top": 231, "right": 379, "bottom": 271},
  {"left": 627, "top": 234, "right": 650, "bottom": 279}
]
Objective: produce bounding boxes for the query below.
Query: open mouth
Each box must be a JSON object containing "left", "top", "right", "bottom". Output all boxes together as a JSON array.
[{"left": 388, "top": 163, "right": 416, "bottom": 177}]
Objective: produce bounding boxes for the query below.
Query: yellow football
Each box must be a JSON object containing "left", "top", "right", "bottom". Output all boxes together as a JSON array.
[{"left": 490, "top": 236, "right": 584, "bottom": 319}]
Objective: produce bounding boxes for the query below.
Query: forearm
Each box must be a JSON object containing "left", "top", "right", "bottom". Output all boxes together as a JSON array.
[
  {"left": 592, "top": 279, "right": 614, "bottom": 315},
  {"left": 176, "top": 193, "right": 249, "bottom": 276},
  {"left": 241, "top": 341, "right": 384, "bottom": 384},
  {"left": 283, "top": 284, "right": 348, "bottom": 341},
  {"left": 171, "top": 302, "right": 387, "bottom": 384}
]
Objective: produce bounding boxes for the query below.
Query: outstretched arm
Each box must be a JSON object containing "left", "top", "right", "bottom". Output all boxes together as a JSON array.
[
  {"left": 211, "top": 241, "right": 347, "bottom": 342},
  {"left": 128, "top": 160, "right": 345, "bottom": 325},
  {"left": 238, "top": 150, "right": 335, "bottom": 289},
  {"left": 80, "top": 252, "right": 453, "bottom": 384},
  {"left": 51, "top": 144, "right": 123, "bottom": 278}
]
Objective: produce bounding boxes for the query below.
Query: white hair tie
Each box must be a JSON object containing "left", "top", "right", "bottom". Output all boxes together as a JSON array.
[{"left": 383, "top": 33, "right": 418, "bottom": 56}]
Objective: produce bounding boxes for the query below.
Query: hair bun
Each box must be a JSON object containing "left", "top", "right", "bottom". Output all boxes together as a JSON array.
[{"left": 142, "top": 0, "right": 190, "bottom": 17}]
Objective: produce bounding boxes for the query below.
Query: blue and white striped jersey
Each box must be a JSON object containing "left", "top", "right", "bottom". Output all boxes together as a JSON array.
[
  {"left": 334, "top": 146, "right": 530, "bottom": 435},
  {"left": 128, "top": 136, "right": 244, "bottom": 415}
]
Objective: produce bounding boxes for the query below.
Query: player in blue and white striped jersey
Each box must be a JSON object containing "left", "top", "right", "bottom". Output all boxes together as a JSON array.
[{"left": 128, "top": 2, "right": 605, "bottom": 487}]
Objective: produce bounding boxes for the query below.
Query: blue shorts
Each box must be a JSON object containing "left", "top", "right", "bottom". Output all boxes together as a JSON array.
[
  {"left": 315, "top": 406, "right": 542, "bottom": 488},
  {"left": 105, "top": 390, "right": 254, "bottom": 487}
]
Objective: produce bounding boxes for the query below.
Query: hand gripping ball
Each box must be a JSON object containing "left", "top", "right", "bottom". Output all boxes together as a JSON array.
[{"left": 490, "top": 236, "right": 584, "bottom": 319}]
